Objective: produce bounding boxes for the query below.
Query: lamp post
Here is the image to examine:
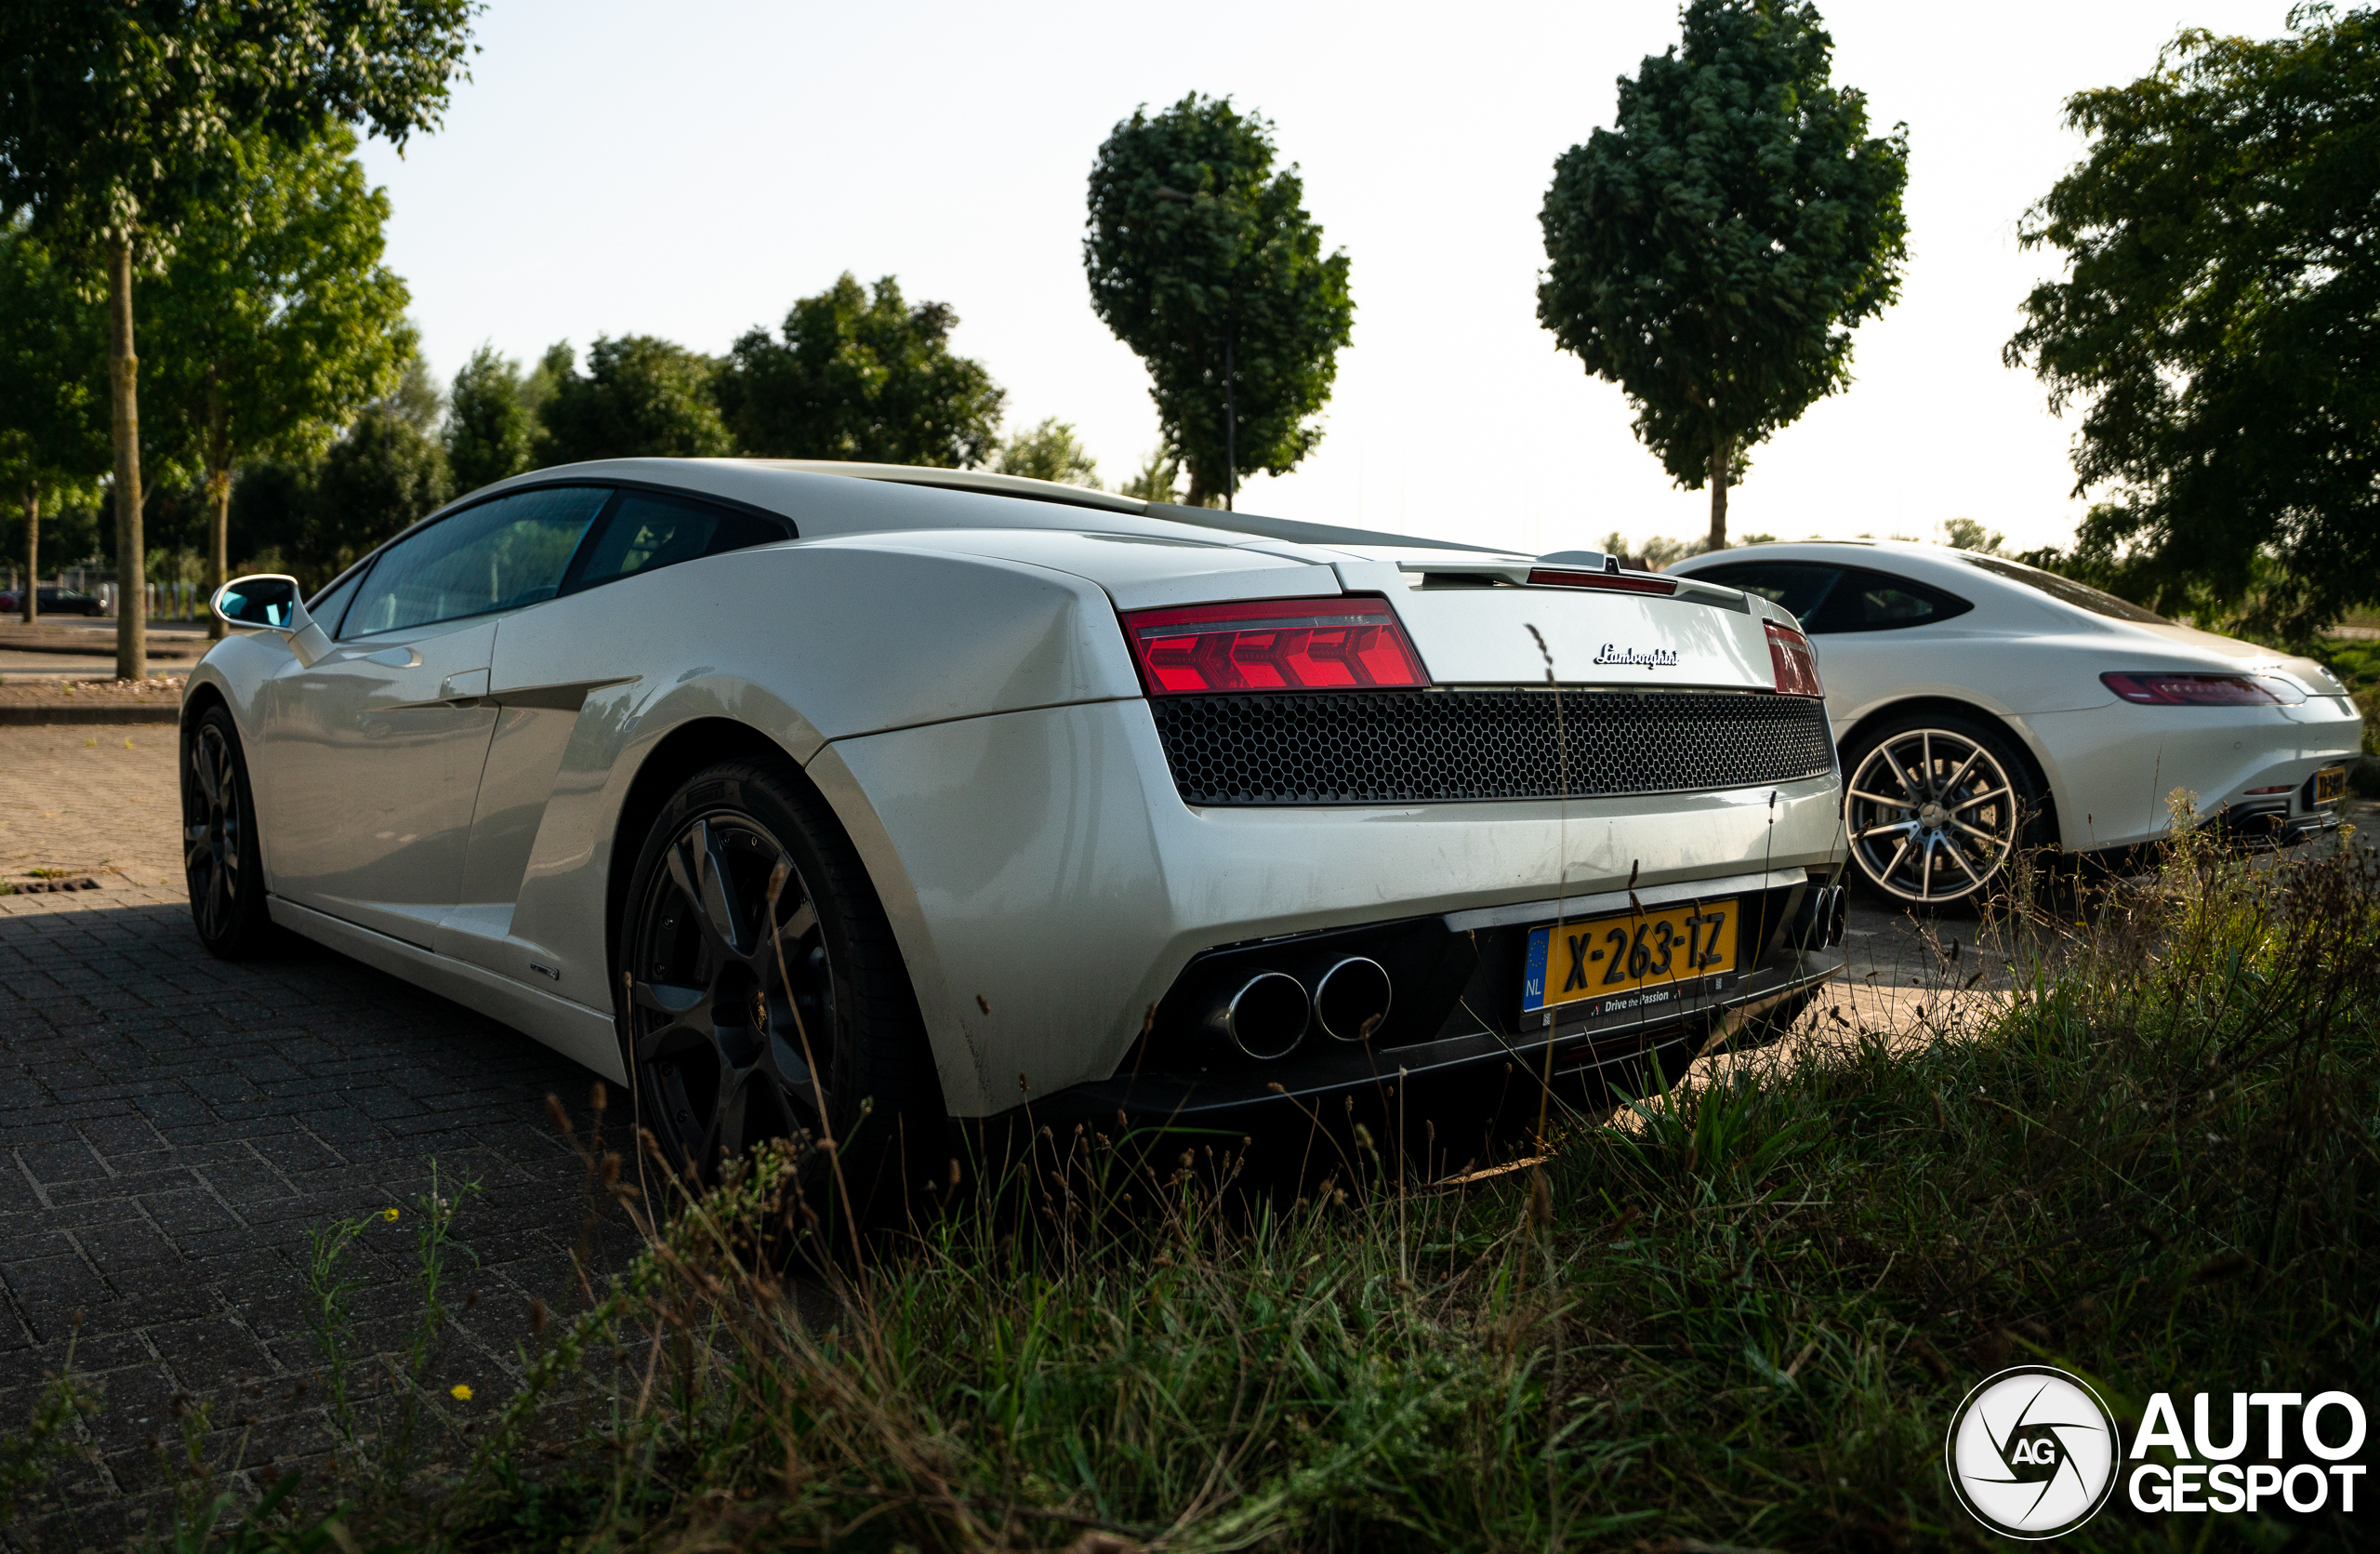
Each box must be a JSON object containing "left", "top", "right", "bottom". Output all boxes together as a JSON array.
[{"left": 1156, "top": 185, "right": 1235, "bottom": 511}]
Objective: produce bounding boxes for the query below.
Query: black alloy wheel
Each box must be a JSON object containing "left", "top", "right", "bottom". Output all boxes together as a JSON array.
[
  {"left": 1841, "top": 711, "right": 2047, "bottom": 911},
  {"left": 629, "top": 812, "right": 836, "bottom": 1177},
  {"left": 182, "top": 704, "right": 275, "bottom": 958},
  {"left": 619, "top": 760, "right": 942, "bottom": 1215}
]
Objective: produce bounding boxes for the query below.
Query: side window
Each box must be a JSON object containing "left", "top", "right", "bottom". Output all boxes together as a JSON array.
[
  {"left": 344, "top": 486, "right": 611, "bottom": 638},
  {"left": 1805, "top": 567, "right": 1975, "bottom": 633},
  {"left": 1696, "top": 562, "right": 1844, "bottom": 623},
  {"left": 306, "top": 565, "right": 366, "bottom": 638},
  {"left": 563, "top": 490, "right": 788, "bottom": 594}
]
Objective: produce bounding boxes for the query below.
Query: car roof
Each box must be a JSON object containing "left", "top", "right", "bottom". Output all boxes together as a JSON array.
[
  {"left": 455, "top": 457, "right": 1509, "bottom": 556},
  {"left": 1668, "top": 538, "right": 2021, "bottom": 584}
]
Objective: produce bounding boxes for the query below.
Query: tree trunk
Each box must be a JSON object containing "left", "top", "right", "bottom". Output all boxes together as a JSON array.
[
  {"left": 206, "top": 374, "right": 231, "bottom": 640},
  {"left": 1223, "top": 321, "right": 1236, "bottom": 512},
  {"left": 20, "top": 482, "right": 37, "bottom": 624},
  {"left": 1708, "top": 431, "right": 1733, "bottom": 551},
  {"left": 106, "top": 236, "right": 146, "bottom": 680},
  {"left": 1183, "top": 469, "right": 1209, "bottom": 509}
]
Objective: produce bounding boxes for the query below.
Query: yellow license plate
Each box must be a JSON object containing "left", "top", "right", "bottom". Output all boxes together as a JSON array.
[
  {"left": 1522, "top": 898, "right": 1739, "bottom": 1015},
  {"left": 2314, "top": 766, "right": 2347, "bottom": 806}
]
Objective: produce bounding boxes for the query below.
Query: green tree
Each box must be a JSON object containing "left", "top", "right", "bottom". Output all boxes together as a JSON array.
[
  {"left": 0, "top": 0, "right": 476, "bottom": 677},
  {"left": 1118, "top": 446, "right": 1188, "bottom": 504},
  {"left": 445, "top": 344, "right": 538, "bottom": 495},
  {"left": 0, "top": 224, "right": 108, "bottom": 620},
  {"left": 141, "top": 127, "right": 413, "bottom": 635},
  {"left": 538, "top": 336, "right": 734, "bottom": 467},
  {"left": 1941, "top": 517, "right": 2005, "bottom": 554},
  {"left": 715, "top": 273, "right": 1005, "bottom": 468},
  {"left": 1538, "top": 0, "right": 1909, "bottom": 550},
  {"left": 1084, "top": 95, "right": 1354, "bottom": 509},
  {"left": 2005, "top": 4, "right": 2379, "bottom": 639},
  {"left": 312, "top": 353, "right": 449, "bottom": 574},
  {"left": 225, "top": 458, "right": 319, "bottom": 580},
  {"left": 994, "top": 417, "right": 1102, "bottom": 486}
]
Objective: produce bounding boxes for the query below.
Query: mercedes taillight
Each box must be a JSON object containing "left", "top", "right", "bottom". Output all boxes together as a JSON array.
[{"left": 2101, "top": 672, "right": 2303, "bottom": 706}]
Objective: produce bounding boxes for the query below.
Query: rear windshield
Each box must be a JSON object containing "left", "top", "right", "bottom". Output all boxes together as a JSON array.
[
  {"left": 1693, "top": 561, "right": 1973, "bottom": 634},
  {"left": 1957, "top": 553, "right": 2167, "bottom": 624}
]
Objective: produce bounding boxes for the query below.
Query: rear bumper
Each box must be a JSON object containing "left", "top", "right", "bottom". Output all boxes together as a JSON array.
[
  {"left": 2024, "top": 700, "right": 2362, "bottom": 852},
  {"left": 1033, "top": 933, "right": 1828, "bottom": 1127},
  {"left": 1042, "top": 883, "right": 1846, "bottom": 1126},
  {"left": 824, "top": 697, "right": 1849, "bottom": 1115}
]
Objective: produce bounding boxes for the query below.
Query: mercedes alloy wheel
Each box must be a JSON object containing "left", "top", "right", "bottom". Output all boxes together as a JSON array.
[{"left": 1843, "top": 716, "right": 2042, "bottom": 909}]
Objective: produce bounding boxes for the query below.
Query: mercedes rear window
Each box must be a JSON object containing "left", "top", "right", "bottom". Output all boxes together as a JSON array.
[{"left": 1957, "top": 553, "right": 2167, "bottom": 624}]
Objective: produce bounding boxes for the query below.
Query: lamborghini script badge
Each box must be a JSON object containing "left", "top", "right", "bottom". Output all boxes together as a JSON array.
[{"left": 1593, "top": 644, "right": 1679, "bottom": 669}]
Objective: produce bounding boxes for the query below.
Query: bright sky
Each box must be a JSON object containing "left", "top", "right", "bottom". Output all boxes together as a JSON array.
[{"left": 355, "top": 0, "right": 2297, "bottom": 558}]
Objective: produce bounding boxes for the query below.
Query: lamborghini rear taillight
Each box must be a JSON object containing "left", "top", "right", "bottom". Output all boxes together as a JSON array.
[
  {"left": 1765, "top": 622, "right": 1824, "bottom": 698},
  {"left": 1121, "top": 597, "right": 1429, "bottom": 696}
]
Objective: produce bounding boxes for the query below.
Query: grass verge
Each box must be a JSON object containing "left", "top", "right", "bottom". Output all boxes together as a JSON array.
[{"left": 8, "top": 827, "right": 2377, "bottom": 1551}]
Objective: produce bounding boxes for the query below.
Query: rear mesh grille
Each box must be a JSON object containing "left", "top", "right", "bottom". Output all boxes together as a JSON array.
[{"left": 1150, "top": 689, "right": 1834, "bottom": 805}]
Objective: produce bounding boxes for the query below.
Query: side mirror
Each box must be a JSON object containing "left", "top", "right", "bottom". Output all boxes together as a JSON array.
[
  {"left": 214, "top": 575, "right": 302, "bottom": 631},
  {"left": 213, "top": 574, "right": 330, "bottom": 665}
]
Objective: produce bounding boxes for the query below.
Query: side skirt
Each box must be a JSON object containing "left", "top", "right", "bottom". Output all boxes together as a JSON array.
[{"left": 270, "top": 897, "right": 626, "bottom": 1082}]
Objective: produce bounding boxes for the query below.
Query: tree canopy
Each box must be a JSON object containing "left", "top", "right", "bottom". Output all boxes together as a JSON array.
[
  {"left": 445, "top": 344, "right": 539, "bottom": 495},
  {"left": 538, "top": 337, "right": 734, "bottom": 467},
  {"left": 1084, "top": 95, "right": 1353, "bottom": 509},
  {"left": 1538, "top": 0, "right": 1908, "bottom": 549},
  {"left": 313, "top": 354, "right": 449, "bottom": 570},
  {"left": 139, "top": 126, "right": 414, "bottom": 624},
  {"left": 994, "top": 418, "right": 1102, "bottom": 487},
  {"left": 0, "top": 227, "right": 107, "bottom": 498},
  {"left": 0, "top": 224, "right": 107, "bottom": 618},
  {"left": 0, "top": 0, "right": 477, "bottom": 674},
  {"left": 2005, "top": 3, "right": 2380, "bottom": 638},
  {"left": 715, "top": 273, "right": 1005, "bottom": 468},
  {"left": 0, "top": 1, "right": 477, "bottom": 246},
  {"left": 1117, "top": 447, "right": 1187, "bottom": 504}
]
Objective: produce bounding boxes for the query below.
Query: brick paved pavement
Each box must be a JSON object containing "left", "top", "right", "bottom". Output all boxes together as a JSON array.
[{"left": 0, "top": 724, "right": 640, "bottom": 1549}]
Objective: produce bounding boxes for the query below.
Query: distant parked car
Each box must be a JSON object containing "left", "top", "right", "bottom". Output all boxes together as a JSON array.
[
  {"left": 0, "top": 586, "right": 105, "bottom": 617},
  {"left": 1669, "top": 541, "right": 2363, "bottom": 909}
]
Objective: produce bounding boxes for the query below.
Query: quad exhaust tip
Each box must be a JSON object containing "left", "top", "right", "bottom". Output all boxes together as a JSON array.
[
  {"left": 1313, "top": 956, "right": 1393, "bottom": 1042},
  {"left": 1792, "top": 883, "right": 1849, "bottom": 950},
  {"left": 1199, "top": 956, "right": 1396, "bottom": 1060},
  {"left": 1210, "top": 971, "right": 1310, "bottom": 1061}
]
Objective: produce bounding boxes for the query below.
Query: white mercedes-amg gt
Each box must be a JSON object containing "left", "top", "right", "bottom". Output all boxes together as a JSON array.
[
  {"left": 185, "top": 461, "right": 1848, "bottom": 1191},
  {"left": 1670, "top": 540, "right": 2363, "bottom": 909}
]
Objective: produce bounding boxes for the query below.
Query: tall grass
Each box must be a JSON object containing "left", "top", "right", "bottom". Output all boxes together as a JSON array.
[{"left": 9, "top": 828, "right": 2376, "bottom": 1551}]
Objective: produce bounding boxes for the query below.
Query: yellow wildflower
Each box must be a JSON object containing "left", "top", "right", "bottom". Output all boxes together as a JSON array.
[
  {"left": 382, "top": 1208, "right": 399, "bottom": 1222},
  {"left": 450, "top": 1384, "right": 473, "bottom": 1401}
]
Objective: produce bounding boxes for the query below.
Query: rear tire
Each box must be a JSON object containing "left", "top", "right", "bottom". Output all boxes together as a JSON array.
[
  {"left": 1841, "top": 711, "right": 2048, "bottom": 914},
  {"left": 181, "top": 705, "right": 277, "bottom": 960},
  {"left": 616, "top": 757, "right": 945, "bottom": 1229}
]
